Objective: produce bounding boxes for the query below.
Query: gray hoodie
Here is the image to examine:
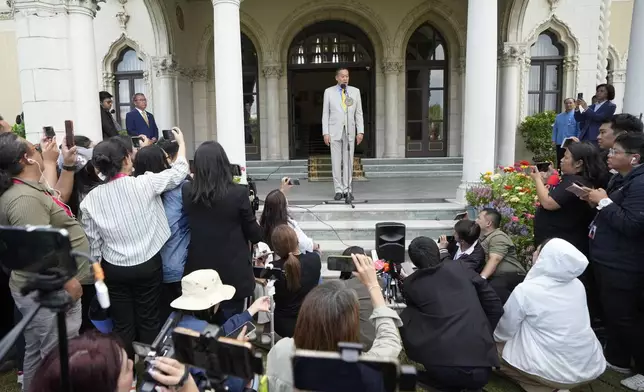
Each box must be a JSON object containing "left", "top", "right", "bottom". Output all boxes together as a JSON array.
[{"left": 265, "top": 305, "right": 403, "bottom": 392}]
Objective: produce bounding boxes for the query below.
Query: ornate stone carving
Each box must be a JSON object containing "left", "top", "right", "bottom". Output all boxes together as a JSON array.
[
  {"left": 183, "top": 67, "right": 208, "bottom": 82},
  {"left": 116, "top": 9, "right": 129, "bottom": 29},
  {"left": 66, "top": 0, "right": 103, "bottom": 16},
  {"left": 152, "top": 56, "right": 179, "bottom": 77},
  {"left": 381, "top": 60, "right": 403, "bottom": 74},
  {"left": 102, "top": 72, "right": 116, "bottom": 92},
  {"left": 499, "top": 44, "right": 527, "bottom": 67},
  {"left": 0, "top": 11, "right": 11, "bottom": 20},
  {"left": 611, "top": 69, "right": 626, "bottom": 83},
  {"left": 596, "top": 0, "right": 611, "bottom": 84},
  {"left": 547, "top": 0, "right": 561, "bottom": 11},
  {"left": 262, "top": 65, "right": 283, "bottom": 79},
  {"left": 563, "top": 55, "right": 579, "bottom": 72}
]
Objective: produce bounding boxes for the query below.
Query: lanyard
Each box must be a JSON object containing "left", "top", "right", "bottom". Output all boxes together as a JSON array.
[
  {"left": 110, "top": 173, "right": 129, "bottom": 181},
  {"left": 12, "top": 179, "right": 73, "bottom": 218}
]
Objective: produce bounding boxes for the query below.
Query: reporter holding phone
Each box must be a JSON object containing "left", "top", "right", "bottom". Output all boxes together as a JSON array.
[
  {"left": 530, "top": 142, "right": 608, "bottom": 255},
  {"left": 80, "top": 127, "right": 189, "bottom": 360},
  {"left": 0, "top": 132, "right": 91, "bottom": 392},
  {"left": 260, "top": 186, "right": 316, "bottom": 254}
]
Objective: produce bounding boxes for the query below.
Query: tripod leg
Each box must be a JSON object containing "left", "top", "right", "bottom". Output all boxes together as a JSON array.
[{"left": 57, "top": 311, "right": 70, "bottom": 392}]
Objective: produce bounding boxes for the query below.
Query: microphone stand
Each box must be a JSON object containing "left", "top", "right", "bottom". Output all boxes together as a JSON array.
[{"left": 324, "top": 85, "right": 368, "bottom": 208}]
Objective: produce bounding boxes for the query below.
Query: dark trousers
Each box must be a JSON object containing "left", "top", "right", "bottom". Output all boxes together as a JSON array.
[
  {"left": 579, "top": 261, "right": 604, "bottom": 324},
  {"left": 103, "top": 254, "right": 163, "bottom": 359},
  {"left": 419, "top": 365, "right": 491, "bottom": 392},
  {"left": 555, "top": 145, "right": 566, "bottom": 168},
  {"left": 80, "top": 284, "right": 97, "bottom": 333},
  {"left": 214, "top": 298, "right": 246, "bottom": 326},
  {"left": 12, "top": 306, "right": 24, "bottom": 372},
  {"left": 489, "top": 272, "right": 525, "bottom": 305},
  {"left": 160, "top": 282, "right": 183, "bottom": 323},
  {"left": 594, "top": 263, "right": 644, "bottom": 374}
]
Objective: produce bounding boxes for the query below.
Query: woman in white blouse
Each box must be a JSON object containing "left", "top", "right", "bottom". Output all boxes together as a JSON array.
[{"left": 80, "top": 127, "right": 189, "bottom": 360}]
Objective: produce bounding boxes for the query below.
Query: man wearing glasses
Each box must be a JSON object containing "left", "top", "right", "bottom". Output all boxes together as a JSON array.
[
  {"left": 125, "top": 93, "right": 159, "bottom": 141},
  {"left": 99, "top": 91, "right": 120, "bottom": 140}
]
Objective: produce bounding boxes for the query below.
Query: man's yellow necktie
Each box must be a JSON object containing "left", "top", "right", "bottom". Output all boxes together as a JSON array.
[
  {"left": 341, "top": 89, "right": 347, "bottom": 112},
  {"left": 141, "top": 111, "right": 149, "bottom": 125}
]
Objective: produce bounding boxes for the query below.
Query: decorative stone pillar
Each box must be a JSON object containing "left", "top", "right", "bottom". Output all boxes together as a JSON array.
[
  {"left": 263, "top": 64, "right": 283, "bottom": 160},
  {"left": 68, "top": 0, "right": 102, "bottom": 142},
  {"left": 382, "top": 59, "right": 403, "bottom": 158},
  {"left": 13, "top": 0, "right": 74, "bottom": 142},
  {"left": 497, "top": 44, "right": 525, "bottom": 167},
  {"left": 562, "top": 55, "right": 579, "bottom": 105},
  {"left": 611, "top": 69, "right": 626, "bottom": 112},
  {"left": 153, "top": 56, "right": 178, "bottom": 131},
  {"left": 623, "top": 0, "right": 644, "bottom": 116},
  {"left": 212, "top": 0, "right": 246, "bottom": 181},
  {"left": 457, "top": 0, "right": 498, "bottom": 203},
  {"left": 190, "top": 68, "right": 209, "bottom": 151}
]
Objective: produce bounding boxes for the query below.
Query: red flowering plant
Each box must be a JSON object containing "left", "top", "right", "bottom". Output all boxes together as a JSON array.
[{"left": 465, "top": 161, "right": 542, "bottom": 267}]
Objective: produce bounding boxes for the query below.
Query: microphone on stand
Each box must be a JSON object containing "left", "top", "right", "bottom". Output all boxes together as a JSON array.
[
  {"left": 110, "top": 109, "right": 116, "bottom": 114},
  {"left": 340, "top": 83, "right": 347, "bottom": 92}
]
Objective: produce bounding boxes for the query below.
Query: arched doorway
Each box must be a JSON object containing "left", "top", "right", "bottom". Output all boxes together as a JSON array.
[
  {"left": 405, "top": 23, "right": 449, "bottom": 157},
  {"left": 241, "top": 33, "right": 260, "bottom": 160},
  {"left": 287, "top": 21, "right": 375, "bottom": 159}
]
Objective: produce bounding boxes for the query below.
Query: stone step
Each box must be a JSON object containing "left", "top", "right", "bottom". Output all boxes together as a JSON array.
[
  {"left": 366, "top": 171, "right": 462, "bottom": 178},
  {"left": 362, "top": 164, "right": 463, "bottom": 172},
  {"left": 246, "top": 160, "right": 307, "bottom": 168},
  {"left": 362, "top": 157, "right": 463, "bottom": 165},
  {"left": 248, "top": 172, "right": 309, "bottom": 180},
  {"left": 264, "top": 203, "right": 466, "bottom": 222},
  {"left": 297, "top": 219, "right": 454, "bottom": 241}
]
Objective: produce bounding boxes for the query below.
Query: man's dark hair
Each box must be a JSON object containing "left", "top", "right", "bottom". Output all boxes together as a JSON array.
[
  {"left": 0, "top": 114, "right": 3, "bottom": 121},
  {"left": 614, "top": 132, "right": 644, "bottom": 164},
  {"left": 340, "top": 246, "right": 365, "bottom": 280},
  {"left": 111, "top": 135, "right": 134, "bottom": 154},
  {"left": 157, "top": 139, "right": 179, "bottom": 160},
  {"left": 99, "top": 91, "right": 113, "bottom": 102},
  {"left": 454, "top": 220, "right": 481, "bottom": 245},
  {"left": 596, "top": 83, "right": 616, "bottom": 101},
  {"left": 481, "top": 208, "right": 502, "bottom": 229},
  {"left": 608, "top": 113, "right": 644, "bottom": 135},
  {"left": 336, "top": 68, "right": 349, "bottom": 76},
  {"left": 408, "top": 236, "right": 440, "bottom": 269}
]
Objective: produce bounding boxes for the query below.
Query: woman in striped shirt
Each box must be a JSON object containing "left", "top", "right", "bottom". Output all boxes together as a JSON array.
[{"left": 80, "top": 127, "right": 189, "bottom": 359}]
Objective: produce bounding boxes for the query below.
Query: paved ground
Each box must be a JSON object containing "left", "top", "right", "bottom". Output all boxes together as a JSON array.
[{"left": 253, "top": 176, "right": 462, "bottom": 204}]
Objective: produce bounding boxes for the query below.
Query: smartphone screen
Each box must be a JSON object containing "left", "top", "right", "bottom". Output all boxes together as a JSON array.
[
  {"left": 535, "top": 162, "right": 551, "bottom": 172},
  {"left": 231, "top": 164, "right": 242, "bottom": 177},
  {"left": 131, "top": 137, "right": 141, "bottom": 148},
  {"left": 288, "top": 178, "right": 301, "bottom": 186},
  {"left": 162, "top": 129, "right": 173, "bottom": 140},
  {"left": 226, "top": 321, "right": 256, "bottom": 338},
  {"left": 43, "top": 126, "right": 55, "bottom": 138},
  {"left": 64, "top": 120, "right": 75, "bottom": 148},
  {"left": 327, "top": 256, "right": 355, "bottom": 272},
  {"left": 454, "top": 212, "right": 468, "bottom": 220},
  {"left": 0, "top": 226, "right": 76, "bottom": 276},
  {"left": 437, "top": 236, "right": 455, "bottom": 243},
  {"left": 577, "top": 92, "right": 584, "bottom": 100}
]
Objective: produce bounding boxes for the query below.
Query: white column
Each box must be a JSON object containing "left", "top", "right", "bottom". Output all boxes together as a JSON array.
[
  {"left": 263, "top": 64, "right": 282, "bottom": 160},
  {"left": 191, "top": 68, "right": 209, "bottom": 151},
  {"left": 457, "top": 0, "right": 498, "bottom": 202},
  {"left": 497, "top": 45, "right": 524, "bottom": 167},
  {"left": 13, "top": 0, "right": 74, "bottom": 142},
  {"left": 611, "top": 69, "right": 626, "bottom": 112},
  {"left": 67, "top": 0, "right": 101, "bottom": 142},
  {"left": 383, "top": 59, "right": 402, "bottom": 158},
  {"left": 212, "top": 0, "right": 246, "bottom": 181},
  {"left": 623, "top": 0, "right": 644, "bottom": 116},
  {"left": 153, "top": 56, "right": 178, "bottom": 131}
]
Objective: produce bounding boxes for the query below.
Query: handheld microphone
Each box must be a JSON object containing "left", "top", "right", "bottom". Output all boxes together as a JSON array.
[
  {"left": 110, "top": 109, "right": 116, "bottom": 114},
  {"left": 340, "top": 83, "right": 347, "bottom": 91}
]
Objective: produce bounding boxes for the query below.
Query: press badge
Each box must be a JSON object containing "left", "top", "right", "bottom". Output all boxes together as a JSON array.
[{"left": 589, "top": 224, "right": 597, "bottom": 239}]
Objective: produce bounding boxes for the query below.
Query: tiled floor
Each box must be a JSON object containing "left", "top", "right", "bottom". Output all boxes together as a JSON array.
[{"left": 254, "top": 176, "right": 462, "bottom": 204}]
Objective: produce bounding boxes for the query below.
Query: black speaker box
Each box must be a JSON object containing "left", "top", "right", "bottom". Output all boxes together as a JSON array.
[{"left": 375, "top": 222, "right": 406, "bottom": 264}]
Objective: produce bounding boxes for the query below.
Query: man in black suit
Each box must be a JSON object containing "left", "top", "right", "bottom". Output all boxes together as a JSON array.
[{"left": 99, "top": 91, "right": 120, "bottom": 140}]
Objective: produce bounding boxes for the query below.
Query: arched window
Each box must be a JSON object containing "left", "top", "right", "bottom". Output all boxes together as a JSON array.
[
  {"left": 528, "top": 32, "right": 564, "bottom": 115},
  {"left": 288, "top": 25, "right": 372, "bottom": 67},
  {"left": 242, "top": 33, "right": 260, "bottom": 160},
  {"left": 405, "top": 23, "right": 448, "bottom": 157},
  {"left": 114, "top": 47, "right": 145, "bottom": 127}
]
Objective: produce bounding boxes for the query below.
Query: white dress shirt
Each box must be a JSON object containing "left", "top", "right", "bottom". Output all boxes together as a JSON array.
[
  {"left": 80, "top": 157, "right": 190, "bottom": 266},
  {"left": 455, "top": 240, "right": 478, "bottom": 259}
]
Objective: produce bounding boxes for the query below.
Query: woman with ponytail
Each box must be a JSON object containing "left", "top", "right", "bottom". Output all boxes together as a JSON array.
[
  {"left": 270, "top": 224, "right": 321, "bottom": 338},
  {"left": 79, "top": 127, "right": 189, "bottom": 361}
]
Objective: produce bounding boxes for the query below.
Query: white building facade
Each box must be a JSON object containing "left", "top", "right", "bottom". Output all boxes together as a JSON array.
[{"left": 0, "top": 0, "right": 639, "bottom": 195}]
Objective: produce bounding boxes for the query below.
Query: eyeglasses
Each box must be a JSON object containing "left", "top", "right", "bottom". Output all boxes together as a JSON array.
[{"left": 608, "top": 148, "right": 635, "bottom": 156}]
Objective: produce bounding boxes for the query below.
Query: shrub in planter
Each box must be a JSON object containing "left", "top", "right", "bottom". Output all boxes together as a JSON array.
[
  {"left": 466, "top": 161, "right": 551, "bottom": 268},
  {"left": 518, "top": 111, "right": 557, "bottom": 164}
]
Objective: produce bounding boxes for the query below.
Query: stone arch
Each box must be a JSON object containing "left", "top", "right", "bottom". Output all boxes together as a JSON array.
[
  {"left": 504, "top": 0, "right": 529, "bottom": 43},
  {"left": 143, "top": 0, "right": 174, "bottom": 56},
  {"left": 523, "top": 14, "right": 580, "bottom": 54},
  {"left": 273, "top": 0, "right": 387, "bottom": 65},
  {"left": 101, "top": 34, "right": 151, "bottom": 93},
  {"left": 607, "top": 44, "right": 624, "bottom": 69},
  {"left": 393, "top": 0, "right": 466, "bottom": 62},
  {"left": 197, "top": 11, "right": 268, "bottom": 68}
]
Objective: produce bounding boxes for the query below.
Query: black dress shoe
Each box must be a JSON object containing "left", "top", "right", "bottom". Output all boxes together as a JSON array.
[
  {"left": 345, "top": 193, "right": 354, "bottom": 201},
  {"left": 334, "top": 193, "right": 343, "bottom": 201}
]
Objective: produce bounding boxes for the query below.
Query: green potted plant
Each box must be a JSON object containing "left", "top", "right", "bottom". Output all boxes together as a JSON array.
[{"left": 518, "top": 111, "right": 557, "bottom": 163}]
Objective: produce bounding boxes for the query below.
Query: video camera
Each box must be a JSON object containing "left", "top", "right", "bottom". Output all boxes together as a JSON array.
[
  {"left": 133, "top": 313, "right": 263, "bottom": 392},
  {"left": 292, "top": 342, "right": 417, "bottom": 392},
  {"left": 231, "top": 164, "right": 260, "bottom": 214}
]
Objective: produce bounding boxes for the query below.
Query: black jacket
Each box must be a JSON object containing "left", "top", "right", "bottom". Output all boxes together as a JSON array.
[
  {"left": 590, "top": 164, "right": 644, "bottom": 272},
  {"left": 444, "top": 242, "right": 486, "bottom": 273},
  {"left": 101, "top": 107, "right": 119, "bottom": 140},
  {"left": 400, "top": 260, "right": 503, "bottom": 368},
  {"left": 182, "top": 182, "right": 262, "bottom": 299}
]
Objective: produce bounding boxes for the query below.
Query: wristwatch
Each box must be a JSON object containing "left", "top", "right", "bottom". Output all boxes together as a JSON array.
[
  {"left": 62, "top": 164, "right": 76, "bottom": 172},
  {"left": 598, "top": 198, "right": 613, "bottom": 210}
]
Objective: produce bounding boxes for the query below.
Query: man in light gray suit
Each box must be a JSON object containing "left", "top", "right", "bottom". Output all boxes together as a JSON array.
[{"left": 322, "top": 68, "right": 364, "bottom": 201}]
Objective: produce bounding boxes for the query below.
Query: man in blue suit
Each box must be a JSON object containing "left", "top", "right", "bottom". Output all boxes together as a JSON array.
[
  {"left": 574, "top": 84, "right": 616, "bottom": 146},
  {"left": 125, "top": 93, "right": 159, "bottom": 140}
]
